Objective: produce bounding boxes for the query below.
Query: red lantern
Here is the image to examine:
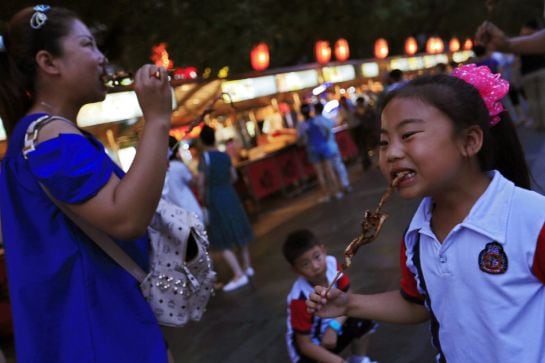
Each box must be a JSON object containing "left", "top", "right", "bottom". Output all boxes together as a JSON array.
[
  {"left": 315, "top": 40, "right": 331, "bottom": 65},
  {"left": 463, "top": 38, "right": 474, "bottom": 50},
  {"left": 374, "top": 38, "right": 389, "bottom": 59},
  {"left": 250, "top": 42, "right": 270, "bottom": 71},
  {"left": 426, "top": 37, "right": 444, "bottom": 54},
  {"left": 449, "top": 37, "right": 461, "bottom": 52},
  {"left": 334, "top": 38, "right": 350, "bottom": 62},
  {"left": 404, "top": 36, "right": 418, "bottom": 56}
]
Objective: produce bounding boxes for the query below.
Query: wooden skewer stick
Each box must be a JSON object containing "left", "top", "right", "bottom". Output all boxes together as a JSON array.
[{"left": 325, "top": 172, "right": 409, "bottom": 295}]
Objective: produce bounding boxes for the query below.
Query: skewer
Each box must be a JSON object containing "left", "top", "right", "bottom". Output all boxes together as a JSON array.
[{"left": 324, "top": 172, "right": 408, "bottom": 295}]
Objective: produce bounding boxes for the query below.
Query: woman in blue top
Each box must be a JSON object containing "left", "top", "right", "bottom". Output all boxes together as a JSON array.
[{"left": 0, "top": 5, "right": 172, "bottom": 362}]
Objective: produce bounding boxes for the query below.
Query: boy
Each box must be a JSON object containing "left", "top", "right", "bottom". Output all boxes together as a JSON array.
[{"left": 283, "top": 229, "right": 377, "bottom": 363}]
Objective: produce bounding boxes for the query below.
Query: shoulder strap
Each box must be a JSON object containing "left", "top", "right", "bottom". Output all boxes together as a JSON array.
[
  {"left": 23, "top": 115, "right": 77, "bottom": 159},
  {"left": 24, "top": 116, "right": 147, "bottom": 282},
  {"left": 43, "top": 186, "right": 147, "bottom": 282}
]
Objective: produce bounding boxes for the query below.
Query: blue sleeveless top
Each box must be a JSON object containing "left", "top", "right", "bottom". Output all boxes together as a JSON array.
[{"left": 0, "top": 114, "right": 167, "bottom": 362}]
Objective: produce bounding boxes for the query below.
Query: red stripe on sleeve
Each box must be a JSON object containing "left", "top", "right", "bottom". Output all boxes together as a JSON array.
[
  {"left": 289, "top": 299, "right": 312, "bottom": 333},
  {"left": 335, "top": 258, "right": 350, "bottom": 292},
  {"left": 399, "top": 238, "right": 425, "bottom": 302},
  {"left": 531, "top": 222, "right": 545, "bottom": 284}
]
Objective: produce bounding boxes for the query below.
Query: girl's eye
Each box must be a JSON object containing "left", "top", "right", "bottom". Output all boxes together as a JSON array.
[
  {"left": 402, "top": 131, "right": 419, "bottom": 140},
  {"left": 379, "top": 139, "right": 389, "bottom": 147}
]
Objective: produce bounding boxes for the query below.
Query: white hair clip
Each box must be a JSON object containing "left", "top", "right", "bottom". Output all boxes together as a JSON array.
[
  {"left": 0, "top": 36, "right": 5, "bottom": 53},
  {"left": 30, "top": 4, "right": 51, "bottom": 30}
]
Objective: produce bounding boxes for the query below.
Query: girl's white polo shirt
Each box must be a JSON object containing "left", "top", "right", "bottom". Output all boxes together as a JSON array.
[{"left": 400, "top": 171, "right": 545, "bottom": 362}]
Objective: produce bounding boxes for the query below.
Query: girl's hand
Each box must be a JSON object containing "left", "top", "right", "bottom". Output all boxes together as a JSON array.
[
  {"left": 133, "top": 64, "right": 172, "bottom": 125},
  {"left": 306, "top": 286, "right": 349, "bottom": 318}
]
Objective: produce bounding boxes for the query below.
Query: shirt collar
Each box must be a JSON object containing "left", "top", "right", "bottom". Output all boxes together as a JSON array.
[{"left": 407, "top": 170, "right": 514, "bottom": 244}]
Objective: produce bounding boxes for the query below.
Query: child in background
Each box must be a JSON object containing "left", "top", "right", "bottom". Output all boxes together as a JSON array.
[
  {"left": 283, "top": 229, "right": 377, "bottom": 363},
  {"left": 307, "top": 64, "right": 545, "bottom": 362}
]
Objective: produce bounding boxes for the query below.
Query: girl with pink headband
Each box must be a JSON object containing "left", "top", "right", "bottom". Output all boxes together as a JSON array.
[{"left": 307, "top": 64, "right": 545, "bottom": 362}]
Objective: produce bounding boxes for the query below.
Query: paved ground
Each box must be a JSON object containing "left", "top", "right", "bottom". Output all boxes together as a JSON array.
[{"left": 3, "top": 127, "right": 544, "bottom": 363}]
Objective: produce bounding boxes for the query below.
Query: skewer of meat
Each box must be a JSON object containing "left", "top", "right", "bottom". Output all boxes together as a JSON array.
[{"left": 325, "top": 171, "right": 409, "bottom": 294}]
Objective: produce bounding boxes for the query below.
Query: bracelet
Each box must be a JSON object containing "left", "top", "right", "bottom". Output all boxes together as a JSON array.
[{"left": 328, "top": 319, "right": 342, "bottom": 334}]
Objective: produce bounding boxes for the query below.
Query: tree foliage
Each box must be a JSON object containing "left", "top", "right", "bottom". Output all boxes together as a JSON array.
[{"left": 1, "top": 0, "right": 543, "bottom": 76}]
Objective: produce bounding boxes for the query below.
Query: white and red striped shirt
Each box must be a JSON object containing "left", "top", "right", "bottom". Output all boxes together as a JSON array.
[{"left": 285, "top": 255, "right": 349, "bottom": 363}]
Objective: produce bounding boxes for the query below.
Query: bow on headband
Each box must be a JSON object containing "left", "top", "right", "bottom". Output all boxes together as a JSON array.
[{"left": 451, "top": 63, "right": 509, "bottom": 126}]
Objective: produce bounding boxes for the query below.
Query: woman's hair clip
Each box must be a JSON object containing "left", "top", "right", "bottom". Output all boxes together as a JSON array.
[
  {"left": 30, "top": 4, "right": 51, "bottom": 30},
  {"left": 0, "top": 35, "right": 6, "bottom": 53},
  {"left": 451, "top": 63, "right": 509, "bottom": 126}
]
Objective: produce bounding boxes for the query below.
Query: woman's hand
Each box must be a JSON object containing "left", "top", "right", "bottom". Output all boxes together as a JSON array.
[
  {"left": 133, "top": 64, "right": 172, "bottom": 125},
  {"left": 306, "top": 286, "right": 349, "bottom": 318}
]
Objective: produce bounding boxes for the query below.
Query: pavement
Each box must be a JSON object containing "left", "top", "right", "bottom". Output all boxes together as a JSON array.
[{"left": 3, "top": 126, "right": 545, "bottom": 363}]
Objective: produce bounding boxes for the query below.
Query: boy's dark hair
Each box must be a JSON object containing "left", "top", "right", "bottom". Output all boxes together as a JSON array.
[
  {"left": 199, "top": 124, "right": 216, "bottom": 146},
  {"left": 282, "top": 229, "right": 321, "bottom": 266},
  {"left": 0, "top": 7, "right": 78, "bottom": 135},
  {"left": 380, "top": 74, "right": 531, "bottom": 189}
]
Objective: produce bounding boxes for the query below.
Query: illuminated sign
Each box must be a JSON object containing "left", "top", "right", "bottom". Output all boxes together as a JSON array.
[
  {"left": 361, "top": 62, "right": 379, "bottom": 78},
  {"left": 452, "top": 50, "right": 474, "bottom": 63},
  {"left": 221, "top": 75, "right": 277, "bottom": 102},
  {"left": 276, "top": 69, "right": 319, "bottom": 92},
  {"left": 322, "top": 65, "right": 356, "bottom": 82},
  {"left": 77, "top": 89, "right": 176, "bottom": 127}
]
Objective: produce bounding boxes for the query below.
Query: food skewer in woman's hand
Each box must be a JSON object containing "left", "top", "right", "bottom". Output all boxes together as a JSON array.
[{"left": 325, "top": 171, "right": 409, "bottom": 294}]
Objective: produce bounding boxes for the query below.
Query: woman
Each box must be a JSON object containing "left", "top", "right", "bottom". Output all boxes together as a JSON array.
[
  {"left": 198, "top": 125, "right": 255, "bottom": 292},
  {"left": 0, "top": 5, "right": 172, "bottom": 362}
]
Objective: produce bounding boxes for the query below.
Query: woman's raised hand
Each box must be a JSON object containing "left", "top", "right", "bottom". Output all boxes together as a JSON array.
[
  {"left": 133, "top": 64, "right": 172, "bottom": 125},
  {"left": 306, "top": 286, "right": 349, "bottom": 318},
  {"left": 476, "top": 21, "right": 510, "bottom": 52}
]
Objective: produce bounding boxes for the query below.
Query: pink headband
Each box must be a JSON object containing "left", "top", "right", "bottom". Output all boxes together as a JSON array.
[{"left": 451, "top": 64, "right": 509, "bottom": 126}]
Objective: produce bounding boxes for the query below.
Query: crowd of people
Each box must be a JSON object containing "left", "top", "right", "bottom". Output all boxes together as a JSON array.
[{"left": 1, "top": 3, "right": 545, "bottom": 363}]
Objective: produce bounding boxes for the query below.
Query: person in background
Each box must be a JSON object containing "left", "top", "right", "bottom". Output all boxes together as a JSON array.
[
  {"left": 384, "top": 69, "right": 407, "bottom": 93},
  {"left": 314, "top": 102, "right": 352, "bottom": 193},
  {"left": 198, "top": 125, "right": 255, "bottom": 292},
  {"left": 476, "top": 18, "right": 545, "bottom": 130},
  {"left": 476, "top": 19, "right": 545, "bottom": 54},
  {"left": 0, "top": 5, "right": 172, "bottom": 362},
  {"left": 297, "top": 103, "right": 342, "bottom": 202},
  {"left": 163, "top": 136, "right": 204, "bottom": 222},
  {"left": 283, "top": 229, "right": 377, "bottom": 363},
  {"left": 516, "top": 20, "right": 545, "bottom": 130},
  {"left": 353, "top": 97, "right": 379, "bottom": 171},
  {"left": 471, "top": 44, "right": 499, "bottom": 73},
  {"left": 307, "top": 65, "right": 545, "bottom": 362}
]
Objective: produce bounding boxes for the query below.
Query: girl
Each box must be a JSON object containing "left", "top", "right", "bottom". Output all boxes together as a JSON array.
[
  {"left": 307, "top": 64, "right": 545, "bottom": 362},
  {"left": 0, "top": 5, "right": 172, "bottom": 362}
]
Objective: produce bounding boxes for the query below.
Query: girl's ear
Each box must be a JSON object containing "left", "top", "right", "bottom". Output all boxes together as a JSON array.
[
  {"left": 459, "top": 125, "right": 484, "bottom": 157},
  {"left": 35, "top": 50, "right": 61, "bottom": 76}
]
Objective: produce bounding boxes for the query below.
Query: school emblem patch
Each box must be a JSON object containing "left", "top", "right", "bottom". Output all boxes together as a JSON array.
[{"left": 478, "top": 241, "right": 508, "bottom": 274}]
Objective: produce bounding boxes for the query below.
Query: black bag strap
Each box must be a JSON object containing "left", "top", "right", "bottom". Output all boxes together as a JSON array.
[{"left": 24, "top": 115, "right": 147, "bottom": 282}]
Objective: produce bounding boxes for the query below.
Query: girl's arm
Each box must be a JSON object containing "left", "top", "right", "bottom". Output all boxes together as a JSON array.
[
  {"left": 37, "top": 65, "right": 172, "bottom": 240},
  {"left": 307, "top": 287, "right": 429, "bottom": 325}
]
